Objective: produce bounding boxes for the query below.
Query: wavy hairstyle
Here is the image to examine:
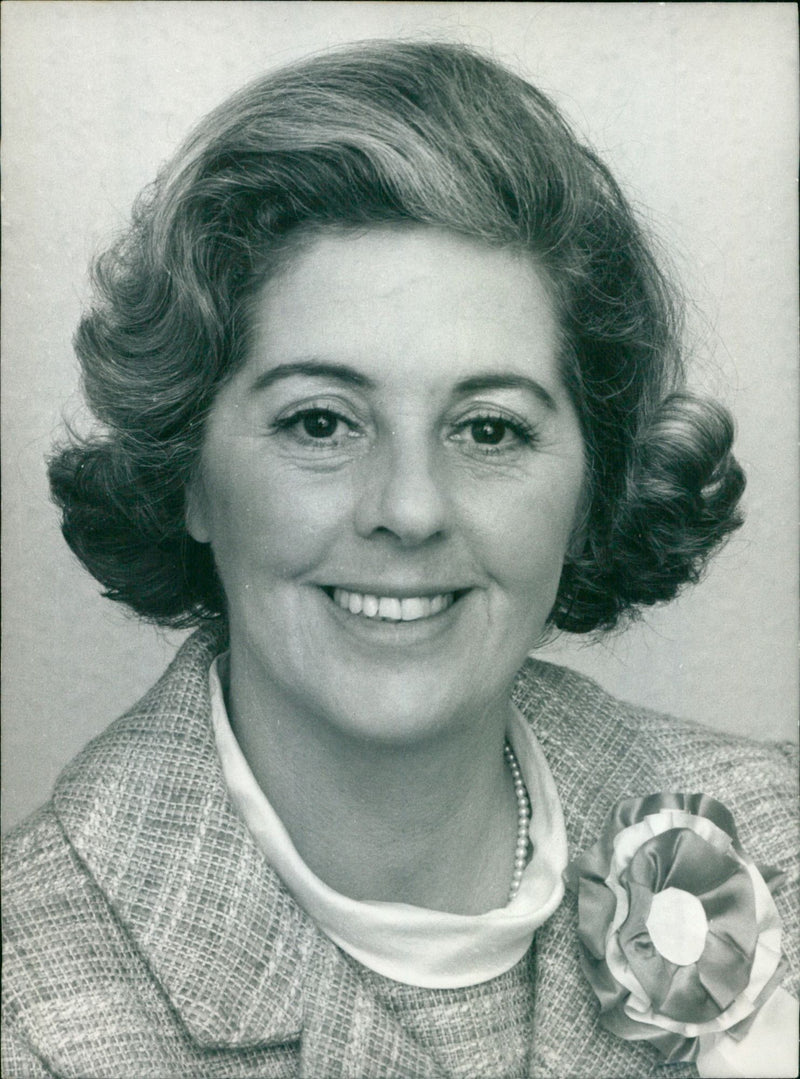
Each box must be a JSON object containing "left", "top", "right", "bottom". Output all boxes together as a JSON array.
[{"left": 49, "top": 40, "right": 744, "bottom": 632}]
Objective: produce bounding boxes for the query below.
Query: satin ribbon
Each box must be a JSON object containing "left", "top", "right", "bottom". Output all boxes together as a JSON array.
[{"left": 565, "top": 793, "right": 794, "bottom": 1074}]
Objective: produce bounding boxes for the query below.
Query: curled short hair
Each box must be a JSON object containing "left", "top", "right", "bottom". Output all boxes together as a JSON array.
[{"left": 49, "top": 40, "right": 744, "bottom": 632}]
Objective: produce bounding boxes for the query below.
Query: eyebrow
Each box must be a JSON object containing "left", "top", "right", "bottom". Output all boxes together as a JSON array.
[
  {"left": 249, "top": 362, "right": 557, "bottom": 411},
  {"left": 249, "top": 361, "right": 375, "bottom": 393},
  {"left": 453, "top": 374, "right": 558, "bottom": 411}
]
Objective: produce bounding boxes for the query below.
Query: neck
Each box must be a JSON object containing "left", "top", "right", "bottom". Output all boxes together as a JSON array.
[{"left": 223, "top": 650, "right": 521, "bottom": 915}]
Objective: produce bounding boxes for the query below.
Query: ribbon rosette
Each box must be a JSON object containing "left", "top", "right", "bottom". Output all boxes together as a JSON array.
[{"left": 565, "top": 793, "right": 797, "bottom": 1077}]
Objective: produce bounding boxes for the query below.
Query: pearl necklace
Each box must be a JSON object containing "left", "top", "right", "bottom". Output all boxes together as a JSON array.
[{"left": 504, "top": 740, "right": 531, "bottom": 903}]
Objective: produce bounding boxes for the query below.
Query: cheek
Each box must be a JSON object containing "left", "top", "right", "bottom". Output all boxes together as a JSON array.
[
  {"left": 199, "top": 453, "right": 353, "bottom": 581},
  {"left": 463, "top": 471, "right": 583, "bottom": 594}
]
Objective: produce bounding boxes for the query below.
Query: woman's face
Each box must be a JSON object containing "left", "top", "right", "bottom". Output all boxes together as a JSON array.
[{"left": 188, "top": 226, "right": 586, "bottom": 744}]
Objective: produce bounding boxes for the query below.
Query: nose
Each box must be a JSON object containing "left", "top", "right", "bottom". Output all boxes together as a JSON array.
[{"left": 354, "top": 437, "right": 450, "bottom": 546}]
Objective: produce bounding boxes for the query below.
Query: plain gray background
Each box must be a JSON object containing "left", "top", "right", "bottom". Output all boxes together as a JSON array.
[{"left": 2, "top": 2, "right": 798, "bottom": 831}]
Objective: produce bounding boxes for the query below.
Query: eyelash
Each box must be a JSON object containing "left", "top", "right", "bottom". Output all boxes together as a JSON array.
[
  {"left": 271, "top": 406, "right": 540, "bottom": 457},
  {"left": 271, "top": 406, "right": 363, "bottom": 449},
  {"left": 449, "top": 411, "right": 540, "bottom": 456}
]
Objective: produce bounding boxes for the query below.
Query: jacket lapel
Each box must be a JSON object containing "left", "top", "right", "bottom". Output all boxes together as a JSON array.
[
  {"left": 53, "top": 627, "right": 444, "bottom": 1076},
  {"left": 515, "top": 658, "right": 699, "bottom": 1078},
  {"left": 299, "top": 943, "right": 446, "bottom": 1078},
  {"left": 54, "top": 626, "right": 309, "bottom": 1048}
]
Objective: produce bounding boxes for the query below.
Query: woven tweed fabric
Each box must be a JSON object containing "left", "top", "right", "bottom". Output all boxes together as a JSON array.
[{"left": 3, "top": 625, "right": 797, "bottom": 1078}]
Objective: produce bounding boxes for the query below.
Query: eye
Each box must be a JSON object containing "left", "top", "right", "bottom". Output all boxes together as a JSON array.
[
  {"left": 271, "top": 403, "right": 365, "bottom": 454},
  {"left": 470, "top": 418, "right": 511, "bottom": 445},
  {"left": 450, "top": 411, "right": 538, "bottom": 456},
  {"left": 300, "top": 409, "right": 340, "bottom": 439}
]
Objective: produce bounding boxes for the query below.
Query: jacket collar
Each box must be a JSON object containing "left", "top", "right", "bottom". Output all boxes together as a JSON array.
[
  {"left": 53, "top": 627, "right": 445, "bottom": 1074},
  {"left": 53, "top": 628, "right": 678, "bottom": 1075},
  {"left": 54, "top": 626, "right": 310, "bottom": 1047}
]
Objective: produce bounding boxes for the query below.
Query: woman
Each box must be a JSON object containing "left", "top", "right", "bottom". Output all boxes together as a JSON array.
[{"left": 3, "top": 40, "right": 796, "bottom": 1079}]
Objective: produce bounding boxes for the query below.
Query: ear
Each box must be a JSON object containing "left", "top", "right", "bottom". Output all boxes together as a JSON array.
[{"left": 185, "top": 474, "right": 212, "bottom": 544}]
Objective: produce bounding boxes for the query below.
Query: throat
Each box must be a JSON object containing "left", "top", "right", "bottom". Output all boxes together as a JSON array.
[
  {"left": 293, "top": 741, "right": 526, "bottom": 915},
  {"left": 221, "top": 647, "right": 527, "bottom": 913}
]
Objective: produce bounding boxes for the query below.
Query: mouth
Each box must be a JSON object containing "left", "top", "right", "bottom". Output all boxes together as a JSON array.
[{"left": 322, "top": 587, "right": 469, "bottom": 623}]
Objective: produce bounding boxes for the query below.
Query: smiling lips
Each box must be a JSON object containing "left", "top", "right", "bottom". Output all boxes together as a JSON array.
[{"left": 330, "top": 587, "right": 458, "bottom": 622}]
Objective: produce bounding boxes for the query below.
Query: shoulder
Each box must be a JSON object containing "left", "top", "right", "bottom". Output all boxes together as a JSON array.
[
  {"left": 514, "top": 656, "right": 798, "bottom": 861},
  {"left": 516, "top": 658, "right": 799, "bottom": 997},
  {"left": 515, "top": 658, "right": 797, "bottom": 854},
  {"left": 515, "top": 656, "right": 797, "bottom": 803},
  {"left": 1, "top": 627, "right": 229, "bottom": 1076},
  {"left": 2, "top": 626, "right": 306, "bottom": 1075},
  {"left": 1, "top": 625, "right": 224, "bottom": 941}
]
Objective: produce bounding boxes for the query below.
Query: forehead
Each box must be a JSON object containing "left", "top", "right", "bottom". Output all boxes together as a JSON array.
[{"left": 245, "top": 226, "right": 563, "bottom": 389}]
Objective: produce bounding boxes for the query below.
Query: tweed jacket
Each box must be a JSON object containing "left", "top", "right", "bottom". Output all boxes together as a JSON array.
[{"left": 3, "top": 626, "right": 798, "bottom": 1079}]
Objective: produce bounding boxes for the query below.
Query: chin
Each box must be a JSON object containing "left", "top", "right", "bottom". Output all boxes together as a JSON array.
[{"left": 315, "top": 668, "right": 501, "bottom": 748}]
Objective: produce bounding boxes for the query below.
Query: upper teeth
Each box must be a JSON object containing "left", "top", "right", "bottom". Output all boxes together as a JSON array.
[{"left": 331, "top": 588, "right": 454, "bottom": 621}]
